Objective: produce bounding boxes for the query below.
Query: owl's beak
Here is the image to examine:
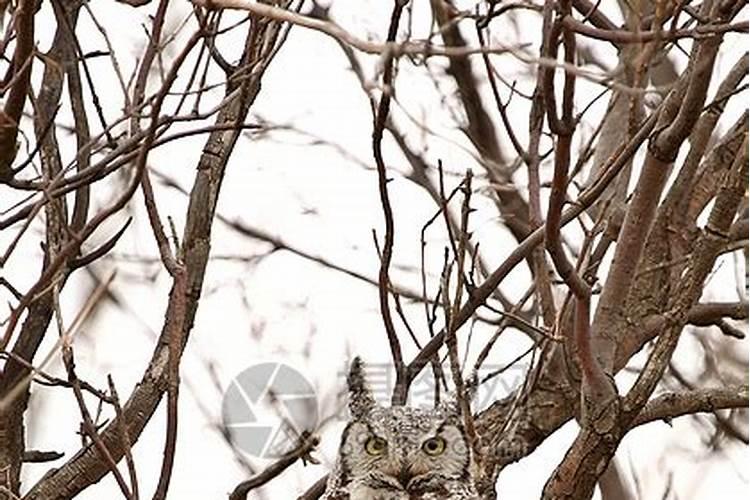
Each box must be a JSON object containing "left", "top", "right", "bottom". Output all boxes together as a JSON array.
[{"left": 396, "top": 465, "right": 414, "bottom": 489}]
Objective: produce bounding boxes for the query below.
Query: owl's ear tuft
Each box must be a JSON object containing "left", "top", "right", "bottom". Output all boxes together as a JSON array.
[{"left": 347, "top": 357, "right": 376, "bottom": 419}]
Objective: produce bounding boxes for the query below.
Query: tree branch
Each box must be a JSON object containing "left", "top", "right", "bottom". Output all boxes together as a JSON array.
[{"left": 631, "top": 385, "right": 749, "bottom": 427}]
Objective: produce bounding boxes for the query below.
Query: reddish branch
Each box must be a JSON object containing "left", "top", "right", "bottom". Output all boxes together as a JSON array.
[
  {"left": 406, "top": 108, "right": 659, "bottom": 387},
  {"left": 540, "top": 3, "right": 745, "bottom": 497},
  {"left": 590, "top": 0, "right": 736, "bottom": 378},
  {"left": 372, "top": 0, "right": 408, "bottom": 406},
  {"left": 542, "top": 2, "right": 587, "bottom": 297},
  {"left": 543, "top": 0, "right": 615, "bottom": 426},
  {"left": 543, "top": 149, "right": 747, "bottom": 498}
]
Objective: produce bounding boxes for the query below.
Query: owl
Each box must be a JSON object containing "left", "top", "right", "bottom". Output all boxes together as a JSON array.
[{"left": 322, "top": 358, "right": 480, "bottom": 500}]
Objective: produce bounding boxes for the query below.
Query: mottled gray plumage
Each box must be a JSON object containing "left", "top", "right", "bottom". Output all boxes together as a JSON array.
[{"left": 322, "top": 358, "right": 479, "bottom": 500}]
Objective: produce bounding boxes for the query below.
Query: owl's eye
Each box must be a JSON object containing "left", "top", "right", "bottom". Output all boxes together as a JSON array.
[
  {"left": 364, "top": 436, "right": 388, "bottom": 456},
  {"left": 421, "top": 436, "right": 446, "bottom": 456}
]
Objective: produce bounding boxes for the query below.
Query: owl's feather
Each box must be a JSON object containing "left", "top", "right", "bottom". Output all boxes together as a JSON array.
[
  {"left": 322, "top": 358, "right": 480, "bottom": 500},
  {"left": 347, "top": 357, "right": 376, "bottom": 420}
]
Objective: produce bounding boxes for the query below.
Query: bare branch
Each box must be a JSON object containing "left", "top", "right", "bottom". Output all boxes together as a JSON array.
[
  {"left": 631, "top": 385, "right": 749, "bottom": 427},
  {"left": 229, "top": 433, "right": 319, "bottom": 500}
]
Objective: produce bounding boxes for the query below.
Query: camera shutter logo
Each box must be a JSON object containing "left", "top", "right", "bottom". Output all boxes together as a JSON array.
[{"left": 222, "top": 362, "right": 318, "bottom": 458}]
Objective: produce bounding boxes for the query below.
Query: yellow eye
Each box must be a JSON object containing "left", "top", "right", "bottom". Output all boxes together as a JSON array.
[
  {"left": 422, "top": 437, "right": 446, "bottom": 456},
  {"left": 365, "top": 436, "right": 388, "bottom": 456}
]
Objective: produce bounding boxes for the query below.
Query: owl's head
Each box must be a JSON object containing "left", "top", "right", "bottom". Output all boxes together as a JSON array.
[{"left": 338, "top": 358, "right": 473, "bottom": 495}]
